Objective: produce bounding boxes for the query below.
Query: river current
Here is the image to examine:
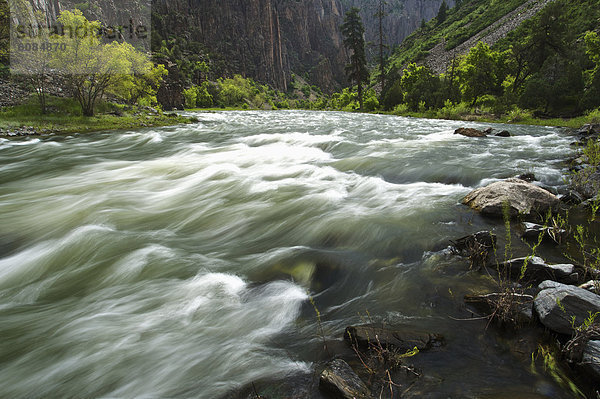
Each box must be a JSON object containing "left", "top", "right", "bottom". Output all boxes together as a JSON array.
[{"left": 0, "top": 111, "right": 577, "bottom": 398}]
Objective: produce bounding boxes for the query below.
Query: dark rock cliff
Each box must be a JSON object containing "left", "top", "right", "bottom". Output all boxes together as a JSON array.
[
  {"left": 10, "top": 0, "right": 452, "bottom": 91},
  {"left": 152, "top": 0, "right": 348, "bottom": 92}
]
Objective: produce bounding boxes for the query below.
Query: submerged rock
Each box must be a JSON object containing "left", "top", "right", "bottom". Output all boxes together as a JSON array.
[
  {"left": 451, "top": 231, "right": 496, "bottom": 256},
  {"left": 344, "top": 324, "right": 443, "bottom": 352},
  {"left": 319, "top": 359, "right": 372, "bottom": 399},
  {"left": 495, "top": 130, "right": 512, "bottom": 137},
  {"left": 454, "top": 127, "right": 487, "bottom": 137},
  {"left": 534, "top": 281, "right": 600, "bottom": 335},
  {"left": 462, "top": 178, "right": 559, "bottom": 217},
  {"left": 498, "top": 257, "right": 577, "bottom": 285},
  {"left": 450, "top": 231, "right": 496, "bottom": 269}
]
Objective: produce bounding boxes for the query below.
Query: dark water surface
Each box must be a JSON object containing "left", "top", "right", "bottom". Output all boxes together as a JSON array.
[{"left": 0, "top": 111, "right": 576, "bottom": 398}]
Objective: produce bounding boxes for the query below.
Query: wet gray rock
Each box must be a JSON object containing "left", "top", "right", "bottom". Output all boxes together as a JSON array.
[
  {"left": 582, "top": 340, "right": 600, "bottom": 382},
  {"left": 521, "top": 222, "right": 567, "bottom": 244},
  {"left": 499, "top": 257, "right": 577, "bottom": 285},
  {"left": 319, "top": 359, "right": 372, "bottom": 399},
  {"left": 495, "top": 130, "right": 511, "bottom": 137},
  {"left": 559, "top": 190, "right": 585, "bottom": 205},
  {"left": 534, "top": 281, "right": 600, "bottom": 335},
  {"left": 462, "top": 178, "right": 560, "bottom": 217},
  {"left": 464, "top": 292, "right": 534, "bottom": 324},
  {"left": 345, "top": 324, "right": 443, "bottom": 352},
  {"left": 454, "top": 127, "right": 487, "bottom": 137}
]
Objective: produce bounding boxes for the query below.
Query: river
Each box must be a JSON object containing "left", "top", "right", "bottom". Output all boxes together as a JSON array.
[{"left": 0, "top": 111, "right": 577, "bottom": 398}]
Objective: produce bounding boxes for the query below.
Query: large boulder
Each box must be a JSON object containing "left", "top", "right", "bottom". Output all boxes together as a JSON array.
[
  {"left": 499, "top": 257, "right": 577, "bottom": 285},
  {"left": 534, "top": 281, "right": 600, "bottom": 335},
  {"left": 462, "top": 178, "right": 559, "bottom": 217},
  {"left": 454, "top": 127, "right": 487, "bottom": 137},
  {"left": 345, "top": 324, "right": 443, "bottom": 352},
  {"left": 319, "top": 359, "right": 372, "bottom": 399}
]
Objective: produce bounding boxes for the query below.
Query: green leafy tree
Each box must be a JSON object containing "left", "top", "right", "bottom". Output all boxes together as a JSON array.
[
  {"left": 108, "top": 50, "right": 167, "bottom": 106},
  {"left": 341, "top": 7, "right": 369, "bottom": 110},
  {"left": 458, "top": 42, "right": 508, "bottom": 106},
  {"left": 583, "top": 31, "right": 600, "bottom": 109},
  {"left": 51, "top": 10, "right": 161, "bottom": 116},
  {"left": 400, "top": 63, "right": 440, "bottom": 111}
]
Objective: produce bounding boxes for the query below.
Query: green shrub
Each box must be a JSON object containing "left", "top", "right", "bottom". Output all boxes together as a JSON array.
[
  {"left": 183, "top": 87, "right": 197, "bottom": 109},
  {"left": 506, "top": 106, "right": 532, "bottom": 122},
  {"left": 587, "top": 108, "right": 600, "bottom": 123}
]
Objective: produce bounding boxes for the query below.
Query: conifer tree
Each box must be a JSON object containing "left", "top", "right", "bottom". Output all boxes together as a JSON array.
[{"left": 341, "top": 7, "right": 369, "bottom": 110}]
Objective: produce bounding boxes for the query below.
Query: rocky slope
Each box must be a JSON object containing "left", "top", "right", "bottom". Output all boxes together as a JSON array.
[{"left": 425, "top": 0, "right": 553, "bottom": 74}]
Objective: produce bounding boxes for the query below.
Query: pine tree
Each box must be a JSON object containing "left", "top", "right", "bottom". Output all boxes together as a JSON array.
[
  {"left": 375, "top": 0, "right": 388, "bottom": 95},
  {"left": 341, "top": 7, "right": 369, "bottom": 110},
  {"left": 437, "top": 1, "right": 448, "bottom": 25}
]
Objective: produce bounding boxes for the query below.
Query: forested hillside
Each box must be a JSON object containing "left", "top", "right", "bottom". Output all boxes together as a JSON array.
[{"left": 380, "top": 0, "right": 600, "bottom": 117}]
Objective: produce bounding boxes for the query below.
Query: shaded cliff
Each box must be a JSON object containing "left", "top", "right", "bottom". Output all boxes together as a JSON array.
[{"left": 152, "top": 0, "right": 348, "bottom": 92}]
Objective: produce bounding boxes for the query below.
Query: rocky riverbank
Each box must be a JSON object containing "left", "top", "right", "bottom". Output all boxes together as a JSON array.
[{"left": 231, "top": 123, "right": 600, "bottom": 399}]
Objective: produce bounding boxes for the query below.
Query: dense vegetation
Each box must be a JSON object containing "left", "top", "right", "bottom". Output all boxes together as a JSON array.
[
  {"left": 378, "top": 0, "right": 600, "bottom": 118},
  {"left": 1, "top": 0, "right": 600, "bottom": 129}
]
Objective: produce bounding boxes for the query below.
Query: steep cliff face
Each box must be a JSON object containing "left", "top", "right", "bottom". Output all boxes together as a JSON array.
[
  {"left": 340, "top": 0, "right": 455, "bottom": 59},
  {"left": 152, "top": 0, "right": 348, "bottom": 92}
]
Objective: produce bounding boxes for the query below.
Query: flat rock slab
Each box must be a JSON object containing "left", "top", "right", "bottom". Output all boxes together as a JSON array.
[
  {"left": 534, "top": 280, "right": 600, "bottom": 335},
  {"left": 464, "top": 292, "right": 534, "bottom": 323},
  {"left": 499, "top": 256, "right": 577, "bottom": 285},
  {"left": 345, "top": 324, "right": 443, "bottom": 352},
  {"left": 319, "top": 359, "right": 372, "bottom": 399},
  {"left": 521, "top": 222, "right": 567, "bottom": 244},
  {"left": 462, "top": 178, "right": 559, "bottom": 217},
  {"left": 454, "top": 127, "right": 487, "bottom": 137}
]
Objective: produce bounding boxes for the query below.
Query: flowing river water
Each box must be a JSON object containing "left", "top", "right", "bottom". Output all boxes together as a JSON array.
[{"left": 0, "top": 111, "right": 579, "bottom": 398}]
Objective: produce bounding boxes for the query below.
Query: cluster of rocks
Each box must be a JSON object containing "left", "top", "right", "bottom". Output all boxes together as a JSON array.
[
  {"left": 0, "top": 79, "right": 30, "bottom": 108},
  {"left": 319, "top": 325, "right": 444, "bottom": 399},
  {"left": 454, "top": 127, "right": 511, "bottom": 137},
  {"left": 0, "top": 126, "right": 46, "bottom": 137},
  {"left": 450, "top": 164, "right": 600, "bottom": 387}
]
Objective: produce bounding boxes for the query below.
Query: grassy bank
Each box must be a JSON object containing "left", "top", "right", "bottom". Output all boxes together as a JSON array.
[
  {"left": 379, "top": 109, "right": 600, "bottom": 129},
  {"left": 0, "top": 96, "right": 196, "bottom": 136}
]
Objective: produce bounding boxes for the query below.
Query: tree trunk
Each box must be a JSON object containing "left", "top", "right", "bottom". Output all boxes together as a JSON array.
[{"left": 358, "top": 82, "right": 364, "bottom": 111}]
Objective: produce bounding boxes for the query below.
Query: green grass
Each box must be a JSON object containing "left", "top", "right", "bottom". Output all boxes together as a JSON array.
[{"left": 0, "top": 96, "right": 195, "bottom": 135}]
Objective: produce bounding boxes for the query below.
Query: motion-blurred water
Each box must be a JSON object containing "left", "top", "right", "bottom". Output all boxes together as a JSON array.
[{"left": 0, "top": 111, "right": 576, "bottom": 398}]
